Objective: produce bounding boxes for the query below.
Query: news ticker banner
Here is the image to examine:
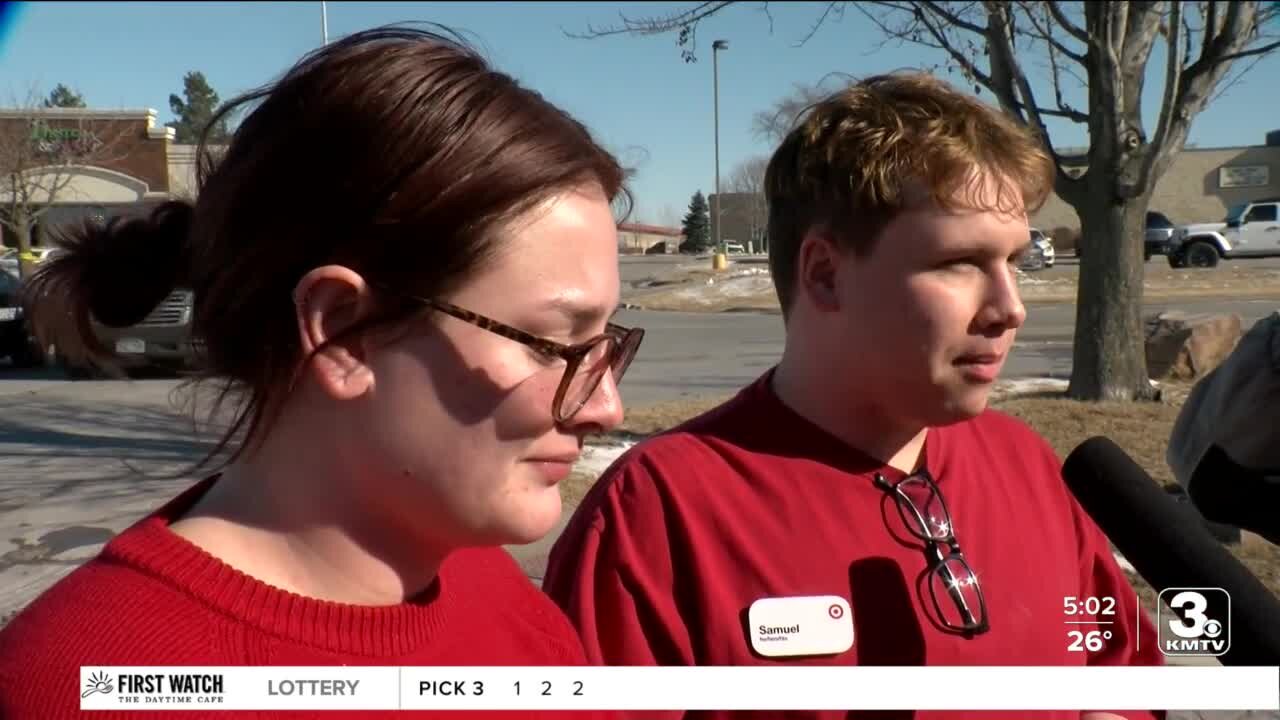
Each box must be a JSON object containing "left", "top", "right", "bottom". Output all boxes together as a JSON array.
[{"left": 81, "top": 666, "right": 1280, "bottom": 712}]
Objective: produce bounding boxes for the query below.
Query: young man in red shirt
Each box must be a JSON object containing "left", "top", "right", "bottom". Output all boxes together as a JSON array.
[{"left": 543, "top": 73, "right": 1164, "bottom": 720}]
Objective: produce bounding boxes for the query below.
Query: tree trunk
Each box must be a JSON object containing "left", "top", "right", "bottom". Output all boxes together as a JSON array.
[
  {"left": 1067, "top": 197, "right": 1157, "bottom": 401},
  {"left": 10, "top": 210, "right": 35, "bottom": 280}
]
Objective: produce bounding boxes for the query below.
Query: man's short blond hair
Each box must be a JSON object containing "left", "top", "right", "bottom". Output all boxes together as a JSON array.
[{"left": 764, "top": 71, "right": 1055, "bottom": 315}]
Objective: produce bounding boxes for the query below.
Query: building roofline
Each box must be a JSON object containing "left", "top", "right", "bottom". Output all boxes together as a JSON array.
[
  {"left": 0, "top": 107, "right": 159, "bottom": 119},
  {"left": 618, "top": 222, "right": 683, "bottom": 237}
]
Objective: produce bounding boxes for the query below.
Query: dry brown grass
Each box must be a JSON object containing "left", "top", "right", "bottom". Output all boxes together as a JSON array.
[
  {"left": 568, "top": 387, "right": 1280, "bottom": 618},
  {"left": 616, "top": 395, "right": 734, "bottom": 436},
  {"left": 995, "top": 393, "right": 1184, "bottom": 488}
]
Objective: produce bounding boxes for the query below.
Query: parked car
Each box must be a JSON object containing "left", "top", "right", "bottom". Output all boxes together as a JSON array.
[
  {"left": 0, "top": 246, "right": 62, "bottom": 276},
  {"left": 1165, "top": 197, "right": 1280, "bottom": 268},
  {"left": 1029, "top": 228, "right": 1054, "bottom": 267},
  {"left": 0, "top": 270, "right": 44, "bottom": 368},
  {"left": 1144, "top": 211, "right": 1176, "bottom": 260},
  {"left": 1018, "top": 242, "right": 1048, "bottom": 272}
]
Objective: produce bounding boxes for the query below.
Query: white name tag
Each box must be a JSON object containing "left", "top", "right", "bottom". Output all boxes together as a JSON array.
[{"left": 747, "top": 595, "right": 854, "bottom": 658}]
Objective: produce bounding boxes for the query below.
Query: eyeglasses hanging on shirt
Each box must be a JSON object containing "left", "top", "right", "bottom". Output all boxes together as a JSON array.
[{"left": 875, "top": 469, "right": 991, "bottom": 636}]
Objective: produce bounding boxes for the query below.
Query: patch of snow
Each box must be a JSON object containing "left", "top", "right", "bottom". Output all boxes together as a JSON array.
[
  {"left": 992, "top": 376, "right": 1163, "bottom": 400},
  {"left": 993, "top": 377, "right": 1070, "bottom": 397},
  {"left": 1112, "top": 551, "right": 1137, "bottom": 575},
  {"left": 675, "top": 275, "right": 775, "bottom": 303},
  {"left": 575, "top": 440, "right": 635, "bottom": 478}
]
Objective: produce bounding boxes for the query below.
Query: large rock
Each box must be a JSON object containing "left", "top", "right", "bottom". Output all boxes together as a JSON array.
[{"left": 1144, "top": 311, "right": 1244, "bottom": 380}]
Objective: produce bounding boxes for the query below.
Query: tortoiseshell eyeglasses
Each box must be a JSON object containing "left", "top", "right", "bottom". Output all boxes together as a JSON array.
[{"left": 407, "top": 295, "right": 644, "bottom": 423}]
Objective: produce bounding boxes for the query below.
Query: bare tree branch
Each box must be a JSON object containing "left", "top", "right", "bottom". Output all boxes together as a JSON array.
[
  {"left": 1138, "top": 0, "right": 1184, "bottom": 192},
  {"left": 1212, "top": 38, "right": 1280, "bottom": 64},
  {"left": 851, "top": 3, "right": 951, "bottom": 55},
  {"left": 918, "top": 0, "right": 988, "bottom": 34},
  {"left": 794, "top": 1, "right": 844, "bottom": 47},
  {"left": 751, "top": 75, "right": 856, "bottom": 142},
  {"left": 1015, "top": 2, "right": 1089, "bottom": 119},
  {"left": 1204, "top": 1, "right": 1223, "bottom": 54},
  {"left": 566, "top": 1, "right": 733, "bottom": 38},
  {"left": 726, "top": 155, "right": 769, "bottom": 245},
  {"left": 1043, "top": 32, "right": 1088, "bottom": 122},
  {"left": 564, "top": 0, "right": 741, "bottom": 62},
  {"left": 1046, "top": 0, "right": 1089, "bottom": 43},
  {"left": 869, "top": 3, "right": 997, "bottom": 89},
  {"left": 1184, "top": 1, "right": 1267, "bottom": 87},
  {"left": 982, "top": 1, "right": 1062, "bottom": 156},
  {"left": 1015, "top": 0, "right": 1088, "bottom": 65},
  {"left": 1209, "top": 51, "right": 1269, "bottom": 104},
  {"left": 1182, "top": 9, "right": 1196, "bottom": 67}
]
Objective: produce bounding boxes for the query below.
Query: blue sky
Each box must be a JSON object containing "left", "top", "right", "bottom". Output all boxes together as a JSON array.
[{"left": 2, "top": 1, "right": 1278, "bottom": 225}]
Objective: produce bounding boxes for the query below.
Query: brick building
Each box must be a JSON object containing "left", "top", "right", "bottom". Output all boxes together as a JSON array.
[
  {"left": 617, "top": 222, "right": 683, "bottom": 254},
  {"left": 0, "top": 107, "right": 198, "bottom": 245}
]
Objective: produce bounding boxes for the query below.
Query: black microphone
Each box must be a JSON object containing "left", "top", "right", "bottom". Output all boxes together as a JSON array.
[
  {"left": 1062, "top": 436, "right": 1280, "bottom": 666},
  {"left": 1188, "top": 444, "right": 1280, "bottom": 546}
]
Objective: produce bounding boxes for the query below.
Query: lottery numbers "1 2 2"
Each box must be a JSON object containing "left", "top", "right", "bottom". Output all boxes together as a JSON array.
[{"left": 514, "top": 681, "right": 584, "bottom": 696}]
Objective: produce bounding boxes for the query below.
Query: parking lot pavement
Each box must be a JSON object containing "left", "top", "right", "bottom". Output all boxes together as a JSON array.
[{"left": 0, "top": 370, "right": 586, "bottom": 620}]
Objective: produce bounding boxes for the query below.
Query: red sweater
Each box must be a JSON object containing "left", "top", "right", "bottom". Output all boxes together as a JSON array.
[
  {"left": 0, "top": 478, "right": 605, "bottom": 719},
  {"left": 544, "top": 370, "right": 1165, "bottom": 720}
]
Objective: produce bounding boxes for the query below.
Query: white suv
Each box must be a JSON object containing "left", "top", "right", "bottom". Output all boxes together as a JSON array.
[
  {"left": 1030, "top": 228, "right": 1055, "bottom": 267},
  {"left": 1166, "top": 198, "right": 1280, "bottom": 268}
]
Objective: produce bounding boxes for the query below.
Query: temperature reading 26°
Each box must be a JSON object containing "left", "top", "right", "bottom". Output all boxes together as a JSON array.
[{"left": 1067, "top": 630, "right": 1113, "bottom": 652}]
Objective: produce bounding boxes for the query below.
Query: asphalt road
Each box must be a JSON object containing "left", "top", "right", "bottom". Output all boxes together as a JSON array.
[{"left": 3, "top": 296, "right": 1277, "bottom": 410}]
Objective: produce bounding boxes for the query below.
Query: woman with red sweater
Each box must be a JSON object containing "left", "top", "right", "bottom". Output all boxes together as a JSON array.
[{"left": 0, "top": 25, "right": 641, "bottom": 718}]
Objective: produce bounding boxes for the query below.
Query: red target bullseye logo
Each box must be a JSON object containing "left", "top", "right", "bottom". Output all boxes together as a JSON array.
[{"left": 828, "top": 604, "right": 844, "bottom": 619}]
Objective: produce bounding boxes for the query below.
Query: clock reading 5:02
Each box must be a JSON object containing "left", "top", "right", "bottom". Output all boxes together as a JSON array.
[{"left": 1063, "top": 596, "right": 1117, "bottom": 616}]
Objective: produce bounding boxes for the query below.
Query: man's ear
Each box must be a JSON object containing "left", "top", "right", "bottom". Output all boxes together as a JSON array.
[
  {"left": 292, "top": 265, "right": 378, "bottom": 401},
  {"left": 795, "top": 228, "right": 844, "bottom": 313}
]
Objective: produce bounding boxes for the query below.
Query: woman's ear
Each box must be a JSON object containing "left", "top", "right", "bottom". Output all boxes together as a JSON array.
[{"left": 292, "top": 265, "right": 378, "bottom": 401}]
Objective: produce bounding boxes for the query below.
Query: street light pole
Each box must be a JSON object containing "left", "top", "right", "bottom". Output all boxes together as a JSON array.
[
  {"left": 321, "top": 1, "right": 329, "bottom": 45},
  {"left": 712, "top": 39, "right": 727, "bottom": 255}
]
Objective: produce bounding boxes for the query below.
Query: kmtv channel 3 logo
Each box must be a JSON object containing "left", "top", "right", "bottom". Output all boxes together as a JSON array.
[{"left": 1157, "top": 587, "right": 1231, "bottom": 657}]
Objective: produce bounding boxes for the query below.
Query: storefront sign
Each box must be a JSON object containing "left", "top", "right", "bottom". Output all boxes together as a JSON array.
[
  {"left": 1217, "top": 165, "right": 1270, "bottom": 189},
  {"left": 29, "top": 120, "right": 104, "bottom": 156}
]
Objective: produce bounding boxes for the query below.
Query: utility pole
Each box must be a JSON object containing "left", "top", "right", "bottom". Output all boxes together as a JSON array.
[{"left": 712, "top": 39, "right": 728, "bottom": 254}]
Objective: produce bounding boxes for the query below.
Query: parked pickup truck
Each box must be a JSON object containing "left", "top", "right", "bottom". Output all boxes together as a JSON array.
[
  {"left": 61, "top": 288, "right": 199, "bottom": 377},
  {"left": 1165, "top": 198, "right": 1280, "bottom": 268}
]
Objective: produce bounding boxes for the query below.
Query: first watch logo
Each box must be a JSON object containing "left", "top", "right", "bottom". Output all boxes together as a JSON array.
[
  {"left": 1157, "top": 587, "right": 1231, "bottom": 657},
  {"left": 81, "top": 670, "right": 226, "bottom": 706},
  {"left": 82, "top": 671, "right": 114, "bottom": 698}
]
